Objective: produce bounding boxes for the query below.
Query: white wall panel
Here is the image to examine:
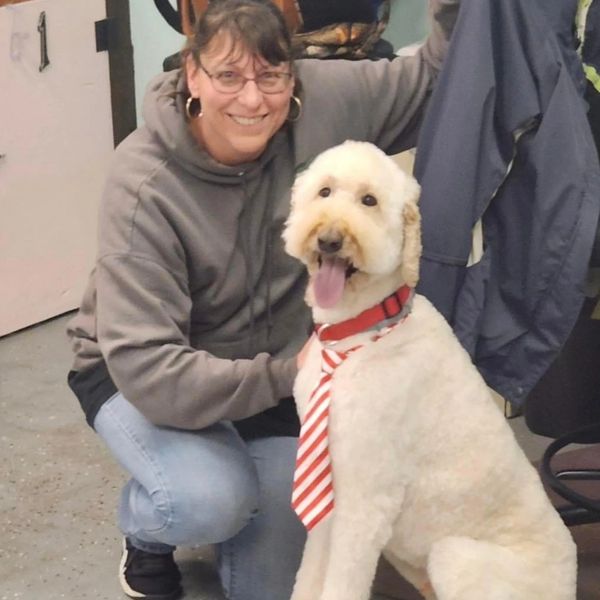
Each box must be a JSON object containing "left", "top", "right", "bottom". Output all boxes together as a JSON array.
[
  {"left": 130, "top": 0, "right": 184, "bottom": 123},
  {"left": 0, "top": 0, "right": 113, "bottom": 336}
]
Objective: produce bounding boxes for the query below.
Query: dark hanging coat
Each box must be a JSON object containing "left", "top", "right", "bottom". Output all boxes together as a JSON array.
[{"left": 414, "top": 0, "right": 600, "bottom": 408}]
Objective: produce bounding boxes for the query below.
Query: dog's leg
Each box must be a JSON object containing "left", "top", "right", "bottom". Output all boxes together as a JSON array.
[
  {"left": 290, "top": 518, "right": 332, "bottom": 600},
  {"left": 317, "top": 498, "right": 398, "bottom": 600},
  {"left": 427, "top": 536, "right": 574, "bottom": 600}
]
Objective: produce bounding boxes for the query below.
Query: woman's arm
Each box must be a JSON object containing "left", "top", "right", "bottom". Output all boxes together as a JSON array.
[
  {"left": 295, "top": 0, "right": 461, "bottom": 156},
  {"left": 96, "top": 253, "right": 298, "bottom": 430}
]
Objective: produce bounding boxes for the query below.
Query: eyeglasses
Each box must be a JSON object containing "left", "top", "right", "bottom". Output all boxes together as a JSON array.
[{"left": 199, "top": 61, "right": 293, "bottom": 94}]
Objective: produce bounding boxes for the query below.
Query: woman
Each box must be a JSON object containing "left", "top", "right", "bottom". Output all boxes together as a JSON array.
[{"left": 67, "top": 1, "right": 459, "bottom": 598}]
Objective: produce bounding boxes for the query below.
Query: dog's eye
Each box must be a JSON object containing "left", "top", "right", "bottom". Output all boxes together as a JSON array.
[
  {"left": 362, "top": 194, "right": 378, "bottom": 207},
  {"left": 318, "top": 187, "right": 331, "bottom": 198}
]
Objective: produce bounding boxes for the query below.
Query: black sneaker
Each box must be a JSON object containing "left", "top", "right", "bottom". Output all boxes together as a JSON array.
[{"left": 119, "top": 538, "right": 183, "bottom": 600}]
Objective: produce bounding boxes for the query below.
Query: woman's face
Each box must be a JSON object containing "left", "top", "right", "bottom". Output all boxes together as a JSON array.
[{"left": 186, "top": 33, "right": 294, "bottom": 166}]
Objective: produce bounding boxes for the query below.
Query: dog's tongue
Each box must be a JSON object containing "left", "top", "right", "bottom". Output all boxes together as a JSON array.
[{"left": 313, "top": 256, "right": 347, "bottom": 308}]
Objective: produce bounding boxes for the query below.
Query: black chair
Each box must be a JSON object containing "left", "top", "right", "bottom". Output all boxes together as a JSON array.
[
  {"left": 526, "top": 290, "right": 600, "bottom": 527},
  {"left": 524, "top": 272, "right": 600, "bottom": 529},
  {"left": 541, "top": 422, "right": 600, "bottom": 526}
]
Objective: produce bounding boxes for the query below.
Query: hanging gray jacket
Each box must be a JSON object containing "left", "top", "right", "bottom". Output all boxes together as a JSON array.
[{"left": 414, "top": 0, "right": 600, "bottom": 407}]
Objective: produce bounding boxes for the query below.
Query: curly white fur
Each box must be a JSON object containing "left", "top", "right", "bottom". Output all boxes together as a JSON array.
[{"left": 283, "top": 140, "right": 577, "bottom": 600}]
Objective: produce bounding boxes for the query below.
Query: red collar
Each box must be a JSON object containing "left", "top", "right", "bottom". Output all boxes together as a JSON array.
[{"left": 316, "top": 285, "right": 413, "bottom": 343}]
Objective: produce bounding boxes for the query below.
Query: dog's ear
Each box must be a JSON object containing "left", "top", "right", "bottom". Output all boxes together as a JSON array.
[{"left": 400, "top": 199, "right": 422, "bottom": 288}]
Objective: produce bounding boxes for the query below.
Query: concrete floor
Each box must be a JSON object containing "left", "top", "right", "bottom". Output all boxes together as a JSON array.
[{"left": 1, "top": 312, "right": 599, "bottom": 600}]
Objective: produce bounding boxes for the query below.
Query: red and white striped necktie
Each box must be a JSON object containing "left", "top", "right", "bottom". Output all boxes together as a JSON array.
[
  {"left": 292, "top": 343, "right": 352, "bottom": 531},
  {"left": 292, "top": 286, "right": 413, "bottom": 530}
]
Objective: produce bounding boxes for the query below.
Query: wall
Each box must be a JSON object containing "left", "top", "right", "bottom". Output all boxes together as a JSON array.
[
  {"left": 0, "top": 0, "right": 113, "bottom": 335},
  {"left": 129, "top": 0, "right": 427, "bottom": 124},
  {"left": 385, "top": 0, "right": 427, "bottom": 51},
  {"left": 129, "top": 0, "right": 184, "bottom": 123}
]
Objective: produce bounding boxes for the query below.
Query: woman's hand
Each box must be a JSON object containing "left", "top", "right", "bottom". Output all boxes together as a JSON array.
[{"left": 296, "top": 333, "right": 316, "bottom": 369}]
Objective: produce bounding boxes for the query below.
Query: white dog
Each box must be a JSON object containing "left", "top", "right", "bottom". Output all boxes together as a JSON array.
[{"left": 283, "top": 140, "right": 577, "bottom": 600}]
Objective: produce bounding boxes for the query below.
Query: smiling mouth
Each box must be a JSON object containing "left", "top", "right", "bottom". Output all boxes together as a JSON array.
[
  {"left": 313, "top": 255, "right": 358, "bottom": 308},
  {"left": 230, "top": 115, "right": 266, "bottom": 126},
  {"left": 317, "top": 255, "right": 358, "bottom": 279}
]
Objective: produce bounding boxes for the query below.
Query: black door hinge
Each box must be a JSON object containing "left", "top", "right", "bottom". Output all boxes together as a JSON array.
[{"left": 95, "top": 18, "right": 116, "bottom": 52}]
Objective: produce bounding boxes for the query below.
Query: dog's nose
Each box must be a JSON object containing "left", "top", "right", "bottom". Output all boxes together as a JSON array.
[{"left": 318, "top": 236, "right": 343, "bottom": 254}]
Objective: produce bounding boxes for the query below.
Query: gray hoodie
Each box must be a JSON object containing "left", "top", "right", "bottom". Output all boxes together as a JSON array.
[{"left": 67, "top": 0, "right": 459, "bottom": 432}]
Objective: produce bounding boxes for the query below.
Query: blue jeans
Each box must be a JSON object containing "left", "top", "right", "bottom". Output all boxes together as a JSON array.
[{"left": 94, "top": 392, "right": 306, "bottom": 600}]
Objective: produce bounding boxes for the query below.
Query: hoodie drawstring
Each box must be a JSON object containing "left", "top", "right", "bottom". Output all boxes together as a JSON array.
[{"left": 237, "top": 175, "right": 276, "bottom": 355}]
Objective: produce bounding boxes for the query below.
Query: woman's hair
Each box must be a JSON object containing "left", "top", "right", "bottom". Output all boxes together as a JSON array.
[{"left": 183, "top": 0, "right": 295, "bottom": 67}]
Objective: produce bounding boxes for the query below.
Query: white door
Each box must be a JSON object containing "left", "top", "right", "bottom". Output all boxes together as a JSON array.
[{"left": 0, "top": 0, "right": 113, "bottom": 336}]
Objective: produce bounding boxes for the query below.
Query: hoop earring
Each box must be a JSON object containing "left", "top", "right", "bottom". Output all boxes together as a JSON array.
[
  {"left": 185, "top": 96, "right": 203, "bottom": 119},
  {"left": 287, "top": 95, "right": 302, "bottom": 123}
]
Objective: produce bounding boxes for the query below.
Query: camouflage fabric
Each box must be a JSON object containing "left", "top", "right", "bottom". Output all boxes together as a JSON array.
[{"left": 293, "top": 1, "right": 392, "bottom": 59}]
